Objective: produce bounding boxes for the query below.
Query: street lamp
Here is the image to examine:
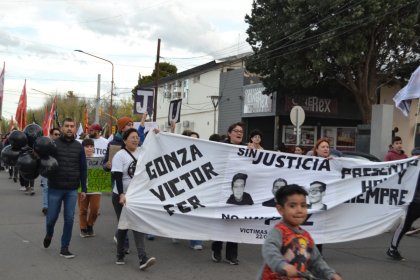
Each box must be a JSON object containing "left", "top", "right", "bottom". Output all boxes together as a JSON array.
[
  {"left": 74, "top": 49, "right": 114, "bottom": 134},
  {"left": 209, "top": 95, "right": 221, "bottom": 134}
]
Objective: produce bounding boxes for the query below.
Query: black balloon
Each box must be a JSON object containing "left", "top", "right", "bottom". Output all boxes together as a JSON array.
[
  {"left": 9, "top": 130, "right": 28, "bottom": 151},
  {"left": 34, "top": 136, "right": 57, "bottom": 159},
  {"left": 23, "top": 123, "right": 43, "bottom": 147},
  {"left": 16, "top": 149, "right": 39, "bottom": 180},
  {"left": 38, "top": 156, "right": 59, "bottom": 177},
  {"left": 1, "top": 145, "right": 20, "bottom": 166}
]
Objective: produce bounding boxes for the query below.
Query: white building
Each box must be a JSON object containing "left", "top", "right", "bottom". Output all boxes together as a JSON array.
[{"left": 154, "top": 53, "right": 251, "bottom": 140}]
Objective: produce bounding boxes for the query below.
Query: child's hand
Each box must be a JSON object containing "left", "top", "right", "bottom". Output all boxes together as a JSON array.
[
  {"left": 331, "top": 274, "right": 343, "bottom": 280},
  {"left": 282, "top": 264, "right": 298, "bottom": 277}
]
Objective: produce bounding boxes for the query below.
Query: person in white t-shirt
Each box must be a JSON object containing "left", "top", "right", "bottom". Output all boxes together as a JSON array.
[
  {"left": 112, "top": 128, "right": 156, "bottom": 270},
  {"left": 88, "top": 123, "right": 109, "bottom": 157}
]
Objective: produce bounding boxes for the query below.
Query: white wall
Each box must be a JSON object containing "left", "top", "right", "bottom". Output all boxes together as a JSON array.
[{"left": 155, "top": 69, "right": 221, "bottom": 140}]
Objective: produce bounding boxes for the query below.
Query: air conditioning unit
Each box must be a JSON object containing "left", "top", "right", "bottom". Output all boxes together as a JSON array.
[
  {"left": 172, "top": 91, "right": 182, "bottom": 99},
  {"left": 183, "top": 121, "right": 190, "bottom": 128}
]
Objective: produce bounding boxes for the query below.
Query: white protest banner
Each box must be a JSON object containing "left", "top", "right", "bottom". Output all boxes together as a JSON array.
[{"left": 119, "top": 132, "right": 420, "bottom": 245}]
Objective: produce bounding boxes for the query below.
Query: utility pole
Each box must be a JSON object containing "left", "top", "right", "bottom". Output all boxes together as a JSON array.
[
  {"left": 209, "top": 95, "right": 221, "bottom": 134},
  {"left": 153, "top": 38, "right": 161, "bottom": 122},
  {"left": 95, "top": 74, "right": 101, "bottom": 123}
]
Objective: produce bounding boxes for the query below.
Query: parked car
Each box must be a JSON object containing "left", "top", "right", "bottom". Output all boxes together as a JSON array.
[{"left": 340, "top": 151, "right": 381, "bottom": 162}]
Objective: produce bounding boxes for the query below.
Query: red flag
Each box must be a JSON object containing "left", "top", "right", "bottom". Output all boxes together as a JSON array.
[
  {"left": 15, "top": 80, "right": 27, "bottom": 130},
  {"left": 83, "top": 105, "right": 89, "bottom": 133},
  {"left": 10, "top": 115, "right": 14, "bottom": 131},
  {"left": 46, "top": 96, "right": 57, "bottom": 135},
  {"left": 0, "top": 62, "right": 5, "bottom": 118},
  {"left": 42, "top": 104, "right": 49, "bottom": 136}
]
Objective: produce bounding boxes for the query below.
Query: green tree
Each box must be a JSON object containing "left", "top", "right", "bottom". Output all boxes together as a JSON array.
[
  {"left": 245, "top": 0, "right": 420, "bottom": 123},
  {"left": 131, "top": 62, "right": 178, "bottom": 99}
]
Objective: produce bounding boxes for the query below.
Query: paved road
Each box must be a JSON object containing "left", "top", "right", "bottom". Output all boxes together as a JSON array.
[{"left": 0, "top": 170, "right": 419, "bottom": 280}]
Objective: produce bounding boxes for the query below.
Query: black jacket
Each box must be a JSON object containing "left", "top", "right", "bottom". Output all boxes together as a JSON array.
[{"left": 48, "top": 136, "right": 87, "bottom": 191}]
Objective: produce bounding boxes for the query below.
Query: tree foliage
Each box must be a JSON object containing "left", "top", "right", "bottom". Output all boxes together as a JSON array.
[
  {"left": 245, "top": 0, "right": 420, "bottom": 123},
  {"left": 131, "top": 62, "right": 177, "bottom": 99}
]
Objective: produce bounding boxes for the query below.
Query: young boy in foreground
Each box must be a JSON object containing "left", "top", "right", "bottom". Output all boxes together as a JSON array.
[{"left": 257, "top": 184, "right": 342, "bottom": 280}]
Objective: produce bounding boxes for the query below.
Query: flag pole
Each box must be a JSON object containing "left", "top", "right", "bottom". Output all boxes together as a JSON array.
[{"left": 414, "top": 98, "right": 420, "bottom": 148}]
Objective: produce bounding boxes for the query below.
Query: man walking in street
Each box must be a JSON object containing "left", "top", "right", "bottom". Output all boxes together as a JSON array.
[{"left": 43, "top": 117, "right": 87, "bottom": 258}]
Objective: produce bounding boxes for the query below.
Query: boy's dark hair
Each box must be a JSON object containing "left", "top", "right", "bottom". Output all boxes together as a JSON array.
[
  {"left": 275, "top": 184, "right": 308, "bottom": 206},
  {"left": 249, "top": 129, "right": 263, "bottom": 141},
  {"left": 392, "top": 136, "right": 402, "bottom": 143},
  {"left": 82, "top": 138, "right": 94, "bottom": 147},
  {"left": 231, "top": 173, "right": 248, "bottom": 189},
  {"left": 209, "top": 133, "right": 222, "bottom": 142}
]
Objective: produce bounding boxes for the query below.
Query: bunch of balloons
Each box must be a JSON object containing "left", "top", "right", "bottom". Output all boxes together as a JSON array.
[{"left": 1, "top": 124, "right": 59, "bottom": 180}]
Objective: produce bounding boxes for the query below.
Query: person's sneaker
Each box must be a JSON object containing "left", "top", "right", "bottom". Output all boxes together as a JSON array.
[
  {"left": 43, "top": 235, "right": 52, "bottom": 248},
  {"left": 211, "top": 251, "right": 222, "bottom": 263},
  {"left": 406, "top": 227, "right": 420, "bottom": 236},
  {"left": 87, "top": 226, "right": 95, "bottom": 237},
  {"left": 42, "top": 208, "right": 48, "bottom": 216},
  {"left": 19, "top": 186, "right": 26, "bottom": 191},
  {"left": 60, "top": 248, "right": 75, "bottom": 259},
  {"left": 139, "top": 256, "right": 156, "bottom": 270},
  {"left": 30, "top": 187, "right": 35, "bottom": 196},
  {"left": 80, "top": 229, "right": 89, "bottom": 238},
  {"left": 115, "top": 255, "right": 125, "bottom": 265},
  {"left": 192, "top": 244, "right": 203, "bottom": 250},
  {"left": 386, "top": 248, "right": 405, "bottom": 261},
  {"left": 225, "top": 258, "right": 239, "bottom": 265}
]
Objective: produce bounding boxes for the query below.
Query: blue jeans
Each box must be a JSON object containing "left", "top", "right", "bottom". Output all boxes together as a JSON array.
[
  {"left": 190, "top": 240, "right": 203, "bottom": 247},
  {"left": 46, "top": 188, "right": 78, "bottom": 249},
  {"left": 40, "top": 176, "right": 48, "bottom": 209}
]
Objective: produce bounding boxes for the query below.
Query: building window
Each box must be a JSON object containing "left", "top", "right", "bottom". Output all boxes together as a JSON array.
[
  {"left": 183, "top": 79, "right": 189, "bottom": 99},
  {"left": 321, "top": 127, "right": 356, "bottom": 151},
  {"left": 283, "top": 125, "right": 317, "bottom": 152},
  {"left": 193, "top": 75, "right": 200, "bottom": 83}
]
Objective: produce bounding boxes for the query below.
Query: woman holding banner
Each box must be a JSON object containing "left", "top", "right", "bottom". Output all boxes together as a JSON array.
[
  {"left": 311, "top": 137, "right": 333, "bottom": 254},
  {"left": 112, "top": 128, "right": 156, "bottom": 270},
  {"left": 211, "top": 122, "right": 246, "bottom": 266}
]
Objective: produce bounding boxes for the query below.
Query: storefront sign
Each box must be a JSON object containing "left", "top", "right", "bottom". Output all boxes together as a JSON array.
[
  {"left": 243, "top": 85, "right": 274, "bottom": 114},
  {"left": 285, "top": 96, "right": 337, "bottom": 115}
]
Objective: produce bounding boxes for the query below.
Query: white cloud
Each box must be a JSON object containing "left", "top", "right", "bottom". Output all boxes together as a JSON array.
[{"left": 0, "top": 0, "right": 253, "bottom": 119}]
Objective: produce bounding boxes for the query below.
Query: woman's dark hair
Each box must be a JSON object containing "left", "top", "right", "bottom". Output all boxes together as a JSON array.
[
  {"left": 227, "top": 122, "right": 245, "bottom": 133},
  {"left": 295, "top": 145, "right": 305, "bottom": 154},
  {"left": 249, "top": 129, "right": 263, "bottom": 142},
  {"left": 275, "top": 184, "right": 308, "bottom": 206},
  {"left": 49, "top": 127, "right": 60, "bottom": 135},
  {"left": 121, "top": 128, "right": 139, "bottom": 149}
]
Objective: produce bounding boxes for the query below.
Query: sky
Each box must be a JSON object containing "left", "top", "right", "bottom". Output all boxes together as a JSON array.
[{"left": 0, "top": 0, "right": 254, "bottom": 120}]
